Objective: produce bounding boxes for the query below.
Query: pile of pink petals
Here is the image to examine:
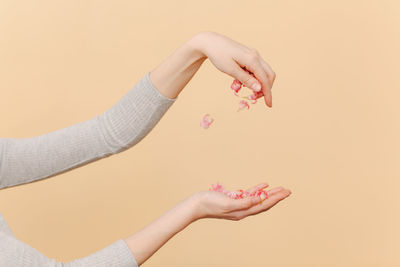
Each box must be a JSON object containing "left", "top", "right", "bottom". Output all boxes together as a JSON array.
[{"left": 210, "top": 182, "right": 268, "bottom": 202}]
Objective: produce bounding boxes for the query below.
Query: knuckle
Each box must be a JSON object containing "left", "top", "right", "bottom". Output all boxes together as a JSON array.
[
  {"left": 228, "top": 67, "right": 237, "bottom": 77},
  {"left": 250, "top": 54, "right": 259, "bottom": 62},
  {"left": 270, "top": 71, "right": 277, "bottom": 81},
  {"left": 246, "top": 49, "right": 259, "bottom": 61},
  {"left": 249, "top": 47, "right": 259, "bottom": 56}
]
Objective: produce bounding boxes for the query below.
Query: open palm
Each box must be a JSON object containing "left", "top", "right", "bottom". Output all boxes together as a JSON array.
[{"left": 195, "top": 183, "right": 291, "bottom": 221}]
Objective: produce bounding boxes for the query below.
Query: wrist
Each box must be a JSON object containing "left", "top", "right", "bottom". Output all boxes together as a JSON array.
[
  {"left": 185, "top": 32, "right": 209, "bottom": 61},
  {"left": 187, "top": 191, "right": 209, "bottom": 221},
  {"left": 149, "top": 33, "right": 207, "bottom": 99},
  {"left": 186, "top": 192, "right": 205, "bottom": 221}
]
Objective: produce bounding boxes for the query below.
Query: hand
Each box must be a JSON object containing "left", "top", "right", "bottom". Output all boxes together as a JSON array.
[
  {"left": 190, "top": 31, "right": 276, "bottom": 107},
  {"left": 193, "top": 183, "right": 291, "bottom": 221},
  {"left": 124, "top": 183, "right": 290, "bottom": 265}
]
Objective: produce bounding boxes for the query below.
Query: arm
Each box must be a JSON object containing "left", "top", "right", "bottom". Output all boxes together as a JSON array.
[
  {"left": 151, "top": 31, "right": 276, "bottom": 106},
  {"left": 0, "top": 184, "right": 290, "bottom": 267},
  {"left": 0, "top": 232, "right": 137, "bottom": 267},
  {"left": 123, "top": 194, "right": 199, "bottom": 265},
  {"left": 0, "top": 36, "right": 208, "bottom": 189},
  {"left": 0, "top": 34, "right": 209, "bottom": 189},
  {"left": 0, "top": 70, "right": 175, "bottom": 189},
  {"left": 0, "top": 31, "right": 275, "bottom": 189},
  {"left": 124, "top": 184, "right": 291, "bottom": 266}
]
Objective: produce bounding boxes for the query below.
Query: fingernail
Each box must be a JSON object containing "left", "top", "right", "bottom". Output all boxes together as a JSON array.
[{"left": 251, "top": 82, "right": 261, "bottom": 92}]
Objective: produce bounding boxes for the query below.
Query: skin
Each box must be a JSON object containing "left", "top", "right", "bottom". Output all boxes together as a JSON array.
[
  {"left": 150, "top": 31, "right": 276, "bottom": 107},
  {"left": 125, "top": 184, "right": 291, "bottom": 265},
  {"left": 124, "top": 32, "right": 290, "bottom": 266}
]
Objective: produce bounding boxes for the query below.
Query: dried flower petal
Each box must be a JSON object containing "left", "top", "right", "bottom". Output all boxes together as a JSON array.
[
  {"left": 200, "top": 114, "right": 214, "bottom": 129},
  {"left": 200, "top": 73, "right": 263, "bottom": 129},
  {"left": 231, "top": 79, "right": 242, "bottom": 93},
  {"left": 238, "top": 100, "right": 250, "bottom": 111},
  {"left": 210, "top": 183, "right": 269, "bottom": 202}
]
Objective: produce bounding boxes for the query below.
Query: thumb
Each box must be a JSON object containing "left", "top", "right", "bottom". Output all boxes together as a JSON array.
[{"left": 232, "top": 64, "right": 262, "bottom": 92}]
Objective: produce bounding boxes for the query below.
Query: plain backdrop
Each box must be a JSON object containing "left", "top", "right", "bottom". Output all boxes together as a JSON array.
[{"left": 0, "top": 1, "right": 399, "bottom": 266}]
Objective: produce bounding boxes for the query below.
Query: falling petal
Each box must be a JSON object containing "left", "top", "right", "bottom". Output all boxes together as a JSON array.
[
  {"left": 238, "top": 100, "right": 250, "bottom": 111},
  {"left": 200, "top": 114, "right": 214, "bottom": 129}
]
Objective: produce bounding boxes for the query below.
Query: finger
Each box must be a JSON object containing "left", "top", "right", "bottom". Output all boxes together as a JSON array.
[
  {"left": 247, "top": 61, "right": 272, "bottom": 108},
  {"left": 259, "top": 57, "right": 276, "bottom": 85},
  {"left": 230, "top": 71, "right": 265, "bottom": 99},
  {"left": 228, "top": 187, "right": 291, "bottom": 216},
  {"left": 229, "top": 188, "right": 291, "bottom": 220},
  {"left": 248, "top": 188, "right": 291, "bottom": 215},
  {"left": 230, "top": 62, "right": 263, "bottom": 94},
  {"left": 245, "top": 182, "right": 269, "bottom": 195},
  {"left": 226, "top": 195, "right": 260, "bottom": 212},
  {"left": 228, "top": 188, "right": 291, "bottom": 219},
  {"left": 266, "top": 186, "right": 285, "bottom": 195},
  {"left": 234, "top": 52, "right": 273, "bottom": 107},
  {"left": 258, "top": 58, "right": 276, "bottom": 106}
]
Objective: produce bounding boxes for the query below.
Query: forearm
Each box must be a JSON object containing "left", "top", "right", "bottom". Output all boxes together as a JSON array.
[
  {"left": 124, "top": 194, "right": 200, "bottom": 266},
  {"left": 149, "top": 33, "right": 207, "bottom": 99},
  {"left": 0, "top": 33, "right": 207, "bottom": 189},
  {"left": 0, "top": 71, "right": 174, "bottom": 189}
]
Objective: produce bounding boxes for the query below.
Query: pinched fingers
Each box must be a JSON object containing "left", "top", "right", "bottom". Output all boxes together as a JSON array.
[{"left": 233, "top": 48, "right": 275, "bottom": 107}]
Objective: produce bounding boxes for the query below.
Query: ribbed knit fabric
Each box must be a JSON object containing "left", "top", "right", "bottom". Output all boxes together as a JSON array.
[
  {"left": 0, "top": 214, "right": 14, "bottom": 238},
  {"left": 0, "top": 71, "right": 176, "bottom": 266},
  {"left": 0, "top": 231, "right": 138, "bottom": 267}
]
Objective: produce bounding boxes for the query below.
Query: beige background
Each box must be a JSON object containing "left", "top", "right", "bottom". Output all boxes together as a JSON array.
[{"left": 0, "top": 0, "right": 399, "bottom": 266}]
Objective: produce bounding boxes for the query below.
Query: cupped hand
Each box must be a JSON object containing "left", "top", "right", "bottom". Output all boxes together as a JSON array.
[
  {"left": 193, "top": 183, "right": 291, "bottom": 221},
  {"left": 191, "top": 31, "right": 276, "bottom": 107}
]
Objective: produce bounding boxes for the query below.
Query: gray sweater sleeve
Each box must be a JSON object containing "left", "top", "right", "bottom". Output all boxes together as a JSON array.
[
  {"left": 0, "top": 232, "right": 138, "bottom": 267},
  {"left": 0, "top": 71, "right": 176, "bottom": 266},
  {"left": 0, "top": 71, "right": 175, "bottom": 188},
  {"left": 0, "top": 214, "right": 15, "bottom": 238}
]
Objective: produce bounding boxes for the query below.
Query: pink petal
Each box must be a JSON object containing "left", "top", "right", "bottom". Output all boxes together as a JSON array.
[
  {"left": 238, "top": 100, "right": 250, "bottom": 110},
  {"left": 231, "top": 79, "right": 242, "bottom": 93},
  {"left": 200, "top": 114, "right": 214, "bottom": 129},
  {"left": 210, "top": 183, "right": 269, "bottom": 201}
]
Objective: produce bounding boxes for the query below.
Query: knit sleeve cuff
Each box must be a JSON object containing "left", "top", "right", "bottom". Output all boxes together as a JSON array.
[
  {"left": 110, "top": 239, "right": 139, "bottom": 267},
  {"left": 143, "top": 71, "right": 177, "bottom": 103},
  {"left": 97, "top": 71, "right": 177, "bottom": 153},
  {"left": 68, "top": 239, "right": 138, "bottom": 267}
]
